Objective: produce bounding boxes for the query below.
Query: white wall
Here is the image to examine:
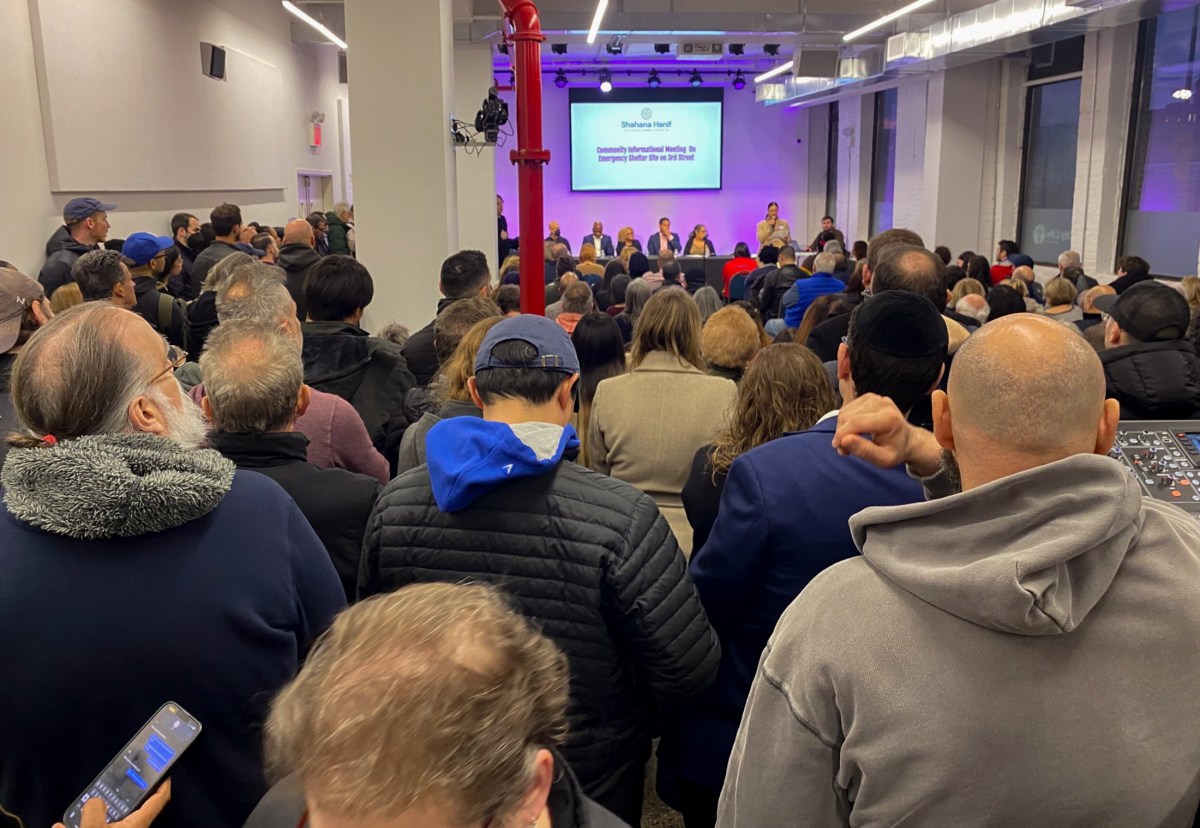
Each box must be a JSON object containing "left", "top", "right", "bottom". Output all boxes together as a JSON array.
[
  {"left": 453, "top": 44, "right": 499, "bottom": 273},
  {"left": 0, "top": 0, "right": 346, "bottom": 277}
]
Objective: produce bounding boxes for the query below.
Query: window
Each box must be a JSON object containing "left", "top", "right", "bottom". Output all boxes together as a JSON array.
[
  {"left": 1018, "top": 79, "right": 1081, "bottom": 264},
  {"left": 1122, "top": 6, "right": 1200, "bottom": 277},
  {"left": 826, "top": 101, "right": 840, "bottom": 221},
  {"left": 870, "top": 89, "right": 898, "bottom": 236}
]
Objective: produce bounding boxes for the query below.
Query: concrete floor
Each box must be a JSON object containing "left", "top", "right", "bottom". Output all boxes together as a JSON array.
[{"left": 641, "top": 752, "right": 685, "bottom": 828}]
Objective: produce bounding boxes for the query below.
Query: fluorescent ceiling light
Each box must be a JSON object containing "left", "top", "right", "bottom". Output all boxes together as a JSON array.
[
  {"left": 587, "top": 0, "right": 609, "bottom": 45},
  {"left": 282, "top": 1, "right": 348, "bottom": 50},
  {"left": 843, "top": 0, "right": 937, "bottom": 43},
  {"left": 754, "top": 61, "right": 794, "bottom": 83},
  {"left": 1174, "top": 88, "right": 1194, "bottom": 101}
]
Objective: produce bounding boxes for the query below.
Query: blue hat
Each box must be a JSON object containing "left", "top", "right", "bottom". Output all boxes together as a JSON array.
[
  {"left": 63, "top": 197, "right": 117, "bottom": 223},
  {"left": 1007, "top": 253, "right": 1036, "bottom": 269},
  {"left": 475, "top": 314, "right": 580, "bottom": 375},
  {"left": 121, "top": 232, "right": 174, "bottom": 266}
]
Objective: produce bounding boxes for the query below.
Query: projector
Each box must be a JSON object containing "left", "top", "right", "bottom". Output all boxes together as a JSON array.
[{"left": 677, "top": 41, "right": 725, "bottom": 61}]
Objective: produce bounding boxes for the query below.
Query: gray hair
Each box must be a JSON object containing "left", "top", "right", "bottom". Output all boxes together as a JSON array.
[
  {"left": 9, "top": 303, "right": 148, "bottom": 443},
  {"left": 216, "top": 263, "right": 291, "bottom": 324},
  {"left": 625, "top": 278, "right": 653, "bottom": 323},
  {"left": 201, "top": 251, "right": 255, "bottom": 294},
  {"left": 561, "top": 282, "right": 594, "bottom": 315},
  {"left": 332, "top": 201, "right": 352, "bottom": 217},
  {"left": 72, "top": 250, "right": 127, "bottom": 302},
  {"left": 824, "top": 240, "right": 844, "bottom": 256},
  {"left": 1058, "top": 250, "right": 1081, "bottom": 270},
  {"left": 200, "top": 322, "right": 302, "bottom": 433},
  {"left": 813, "top": 252, "right": 838, "bottom": 275},
  {"left": 694, "top": 286, "right": 722, "bottom": 324}
]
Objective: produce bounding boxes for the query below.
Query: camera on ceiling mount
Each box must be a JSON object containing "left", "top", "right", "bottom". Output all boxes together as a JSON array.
[{"left": 475, "top": 87, "right": 509, "bottom": 144}]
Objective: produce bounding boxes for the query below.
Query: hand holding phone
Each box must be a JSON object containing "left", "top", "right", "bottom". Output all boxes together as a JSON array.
[{"left": 54, "top": 780, "right": 171, "bottom": 828}]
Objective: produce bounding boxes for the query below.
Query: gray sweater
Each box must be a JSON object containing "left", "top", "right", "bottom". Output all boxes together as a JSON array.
[{"left": 719, "top": 453, "right": 1200, "bottom": 827}]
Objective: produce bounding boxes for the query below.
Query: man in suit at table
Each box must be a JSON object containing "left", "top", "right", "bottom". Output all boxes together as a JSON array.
[
  {"left": 647, "top": 217, "right": 683, "bottom": 257},
  {"left": 582, "top": 221, "right": 615, "bottom": 258}
]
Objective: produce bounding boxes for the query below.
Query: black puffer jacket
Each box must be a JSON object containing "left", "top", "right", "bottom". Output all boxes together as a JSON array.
[
  {"left": 359, "top": 461, "right": 720, "bottom": 802},
  {"left": 1101, "top": 339, "right": 1200, "bottom": 420},
  {"left": 276, "top": 243, "right": 321, "bottom": 321}
]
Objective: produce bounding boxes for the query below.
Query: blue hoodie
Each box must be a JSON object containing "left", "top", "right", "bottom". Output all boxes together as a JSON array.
[{"left": 425, "top": 417, "right": 580, "bottom": 512}]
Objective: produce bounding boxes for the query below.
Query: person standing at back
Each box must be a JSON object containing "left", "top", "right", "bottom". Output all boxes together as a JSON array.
[
  {"left": 722, "top": 315, "right": 1200, "bottom": 826},
  {"left": 276, "top": 219, "right": 321, "bottom": 321},
  {"left": 324, "top": 202, "right": 354, "bottom": 256},
  {"left": 588, "top": 289, "right": 737, "bottom": 551},
  {"left": 403, "top": 251, "right": 492, "bottom": 386},
  {"left": 39, "top": 198, "right": 116, "bottom": 295},
  {"left": 190, "top": 203, "right": 244, "bottom": 290},
  {"left": 169, "top": 212, "right": 201, "bottom": 299}
]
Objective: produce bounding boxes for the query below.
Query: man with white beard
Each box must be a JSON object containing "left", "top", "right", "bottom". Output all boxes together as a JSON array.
[{"left": 0, "top": 302, "right": 345, "bottom": 828}]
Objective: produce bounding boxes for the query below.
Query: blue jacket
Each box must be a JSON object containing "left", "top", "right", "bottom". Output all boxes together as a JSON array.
[
  {"left": 657, "top": 418, "right": 925, "bottom": 799},
  {"left": 580, "top": 234, "right": 615, "bottom": 257},
  {"left": 0, "top": 471, "right": 345, "bottom": 828},
  {"left": 647, "top": 232, "right": 682, "bottom": 256},
  {"left": 782, "top": 273, "right": 847, "bottom": 328}
]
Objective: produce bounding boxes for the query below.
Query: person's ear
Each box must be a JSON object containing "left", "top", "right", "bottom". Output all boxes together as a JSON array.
[
  {"left": 836, "top": 342, "right": 851, "bottom": 382},
  {"left": 932, "top": 389, "right": 955, "bottom": 452},
  {"left": 296, "top": 384, "right": 312, "bottom": 419},
  {"left": 558, "top": 374, "right": 580, "bottom": 415},
  {"left": 1105, "top": 319, "right": 1121, "bottom": 347},
  {"left": 31, "top": 298, "right": 52, "bottom": 326},
  {"left": 200, "top": 396, "right": 214, "bottom": 421},
  {"left": 945, "top": 289, "right": 953, "bottom": 308},
  {"left": 129, "top": 394, "right": 169, "bottom": 436},
  {"left": 1095, "top": 398, "right": 1120, "bottom": 456},
  {"left": 862, "top": 265, "right": 873, "bottom": 289},
  {"left": 467, "top": 376, "right": 485, "bottom": 410},
  {"left": 515, "top": 749, "right": 555, "bottom": 828}
]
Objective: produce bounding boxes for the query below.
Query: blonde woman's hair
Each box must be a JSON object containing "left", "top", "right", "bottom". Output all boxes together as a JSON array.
[
  {"left": 951, "top": 277, "right": 986, "bottom": 305},
  {"left": 617, "top": 226, "right": 634, "bottom": 244},
  {"left": 436, "top": 316, "right": 504, "bottom": 405},
  {"left": 631, "top": 288, "right": 704, "bottom": 370},
  {"left": 1001, "top": 277, "right": 1028, "bottom": 299},
  {"left": 701, "top": 305, "right": 761, "bottom": 370},
  {"left": 709, "top": 343, "right": 837, "bottom": 479},
  {"left": 49, "top": 282, "right": 83, "bottom": 314},
  {"left": 1179, "top": 276, "right": 1200, "bottom": 309},
  {"left": 579, "top": 244, "right": 597, "bottom": 263},
  {"left": 1044, "top": 276, "right": 1078, "bottom": 307},
  {"left": 265, "top": 583, "right": 569, "bottom": 824}
]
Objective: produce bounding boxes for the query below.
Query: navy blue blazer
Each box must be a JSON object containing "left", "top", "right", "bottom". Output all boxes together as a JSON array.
[
  {"left": 657, "top": 417, "right": 926, "bottom": 799},
  {"left": 646, "top": 232, "right": 682, "bottom": 256},
  {"left": 580, "top": 234, "right": 614, "bottom": 257}
]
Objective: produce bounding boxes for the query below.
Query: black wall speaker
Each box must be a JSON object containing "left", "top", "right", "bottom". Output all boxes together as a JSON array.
[{"left": 200, "top": 42, "right": 226, "bottom": 80}]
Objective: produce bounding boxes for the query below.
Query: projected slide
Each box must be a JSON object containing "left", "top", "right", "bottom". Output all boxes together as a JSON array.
[{"left": 570, "top": 89, "right": 723, "bottom": 192}]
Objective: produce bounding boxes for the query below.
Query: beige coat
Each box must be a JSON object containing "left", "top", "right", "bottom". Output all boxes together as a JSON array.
[{"left": 589, "top": 351, "right": 736, "bottom": 553}]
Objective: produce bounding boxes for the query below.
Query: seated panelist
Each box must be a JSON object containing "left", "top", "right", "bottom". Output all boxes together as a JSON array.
[
  {"left": 684, "top": 224, "right": 716, "bottom": 257},
  {"left": 647, "top": 217, "right": 682, "bottom": 256},
  {"left": 582, "top": 221, "right": 615, "bottom": 258}
]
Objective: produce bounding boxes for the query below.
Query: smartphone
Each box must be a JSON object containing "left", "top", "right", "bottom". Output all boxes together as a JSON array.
[{"left": 62, "top": 702, "right": 201, "bottom": 827}]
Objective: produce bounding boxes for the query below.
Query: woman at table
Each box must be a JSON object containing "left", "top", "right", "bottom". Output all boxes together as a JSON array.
[
  {"left": 722, "top": 242, "right": 758, "bottom": 298},
  {"left": 684, "top": 224, "right": 716, "bottom": 257},
  {"left": 755, "top": 201, "right": 791, "bottom": 246},
  {"left": 615, "top": 226, "right": 642, "bottom": 256}
]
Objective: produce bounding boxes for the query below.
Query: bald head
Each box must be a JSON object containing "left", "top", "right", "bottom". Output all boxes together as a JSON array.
[
  {"left": 283, "top": 219, "right": 315, "bottom": 247},
  {"left": 1013, "top": 265, "right": 1035, "bottom": 284},
  {"left": 1083, "top": 284, "right": 1115, "bottom": 314},
  {"left": 946, "top": 316, "right": 1108, "bottom": 475}
]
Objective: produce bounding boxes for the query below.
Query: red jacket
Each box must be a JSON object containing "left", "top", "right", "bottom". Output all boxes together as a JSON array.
[{"left": 722, "top": 257, "right": 758, "bottom": 296}]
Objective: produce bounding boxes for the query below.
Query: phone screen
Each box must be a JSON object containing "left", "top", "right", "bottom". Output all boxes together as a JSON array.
[{"left": 62, "top": 702, "right": 201, "bottom": 827}]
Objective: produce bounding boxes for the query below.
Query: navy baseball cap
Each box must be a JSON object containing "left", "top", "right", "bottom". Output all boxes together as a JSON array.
[
  {"left": 122, "top": 232, "right": 174, "bottom": 267},
  {"left": 63, "top": 197, "right": 117, "bottom": 223},
  {"left": 1092, "top": 281, "right": 1189, "bottom": 343},
  {"left": 475, "top": 314, "right": 580, "bottom": 375}
]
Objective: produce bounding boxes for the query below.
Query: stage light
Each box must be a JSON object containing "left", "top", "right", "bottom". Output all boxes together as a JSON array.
[
  {"left": 763, "top": 44, "right": 780, "bottom": 57},
  {"left": 497, "top": 42, "right": 509, "bottom": 56},
  {"left": 1174, "top": 88, "right": 1194, "bottom": 101},
  {"left": 732, "top": 70, "right": 746, "bottom": 90},
  {"left": 282, "top": 1, "right": 348, "bottom": 50},
  {"left": 551, "top": 43, "right": 568, "bottom": 55},
  {"left": 599, "top": 69, "right": 613, "bottom": 92},
  {"left": 648, "top": 69, "right": 662, "bottom": 88},
  {"left": 754, "top": 61, "right": 793, "bottom": 83},
  {"left": 843, "top": 0, "right": 937, "bottom": 42},
  {"left": 587, "top": 0, "right": 609, "bottom": 45},
  {"left": 606, "top": 36, "right": 623, "bottom": 55},
  {"left": 654, "top": 43, "right": 671, "bottom": 54},
  {"left": 689, "top": 70, "right": 703, "bottom": 87},
  {"left": 554, "top": 70, "right": 568, "bottom": 88},
  {"left": 729, "top": 43, "right": 745, "bottom": 56}
]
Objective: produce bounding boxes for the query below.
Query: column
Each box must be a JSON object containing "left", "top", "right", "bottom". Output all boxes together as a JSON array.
[
  {"left": 344, "top": 0, "right": 458, "bottom": 333},
  {"left": 453, "top": 42, "right": 499, "bottom": 274}
]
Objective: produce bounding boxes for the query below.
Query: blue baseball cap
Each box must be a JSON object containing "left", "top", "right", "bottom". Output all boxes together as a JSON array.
[
  {"left": 63, "top": 197, "right": 117, "bottom": 223},
  {"left": 475, "top": 314, "right": 580, "bottom": 375},
  {"left": 122, "top": 232, "right": 174, "bottom": 266}
]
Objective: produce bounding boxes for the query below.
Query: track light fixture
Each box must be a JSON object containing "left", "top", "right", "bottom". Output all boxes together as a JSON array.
[
  {"left": 764, "top": 43, "right": 780, "bottom": 56},
  {"left": 729, "top": 43, "right": 745, "bottom": 56},
  {"left": 606, "top": 36, "right": 623, "bottom": 55},
  {"left": 732, "top": 70, "right": 746, "bottom": 90},
  {"left": 554, "top": 70, "right": 568, "bottom": 88},
  {"left": 648, "top": 69, "right": 661, "bottom": 88},
  {"left": 689, "top": 70, "right": 703, "bottom": 88},
  {"left": 654, "top": 43, "right": 671, "bottom": 54},
  {"left": 599, "top": 69, "right": 613, "bottom": 92},
  {"left": 551, "top": 43, "right": 568, "bottom": 55}
]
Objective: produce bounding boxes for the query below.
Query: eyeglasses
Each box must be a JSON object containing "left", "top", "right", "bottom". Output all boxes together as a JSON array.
[{"left": 148, "top": 338, "right": 187, "bottom": 386}]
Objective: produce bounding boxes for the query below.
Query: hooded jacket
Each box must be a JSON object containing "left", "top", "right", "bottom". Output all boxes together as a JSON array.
[
  {"left": 403, "top": 297, "right": 457, "bottom": 386},
  {"left": 276, "top": 243, "right": 321, "bottom": 321},
  {"left": 1100, "top": 338, "right": 1200, "bottom": 419},
  {"left": 300, "top": 321, "right": 417, "bottom": 465},
  {"left": 719, "top": 454, "right": 1200, "bottom": 827},
  {"left": 0, "top": 434, "right": 345, "bottom": 828},
  {"left": 38, "top": 225, "right": 96, "bottom": 295},
  {"left": 324, "top": 210, "right": 352, "bottom": 256},
  {"left": 359, "top": 416, "right": 720, "bottom": 807}
]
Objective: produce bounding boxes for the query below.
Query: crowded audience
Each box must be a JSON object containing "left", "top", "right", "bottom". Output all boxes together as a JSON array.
[{"left": 4, "top": 199, "right": 1200, "bottom": 828}]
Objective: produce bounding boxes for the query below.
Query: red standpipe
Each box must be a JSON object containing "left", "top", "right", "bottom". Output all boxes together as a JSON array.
[{"left": 499, "top": 0, "right": 550, "bottom": 315}]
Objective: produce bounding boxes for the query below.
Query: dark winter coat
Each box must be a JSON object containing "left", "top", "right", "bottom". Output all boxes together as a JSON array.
[
  {"left": 324, "top": 211, "right": 352, "bottom": 256},
  {"left": 758, "top": 264, "right": 804, "bottom": 321},
  {"left": 276, "top": 243, "right": 322, "bottom": 321},
  {"left": 402, "top": 297, "right": 456, "bottom": 386},
  {"left": 38, "top": 225, "right": 95, "bottom": 295},
  {"left": 1100, "top": 338, "right": 1200, "bottom": 419}
]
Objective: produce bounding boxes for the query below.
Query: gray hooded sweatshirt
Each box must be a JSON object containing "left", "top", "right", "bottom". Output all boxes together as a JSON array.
[{"left": 719, "top": 453, "right": 1200, "bottom": 827}]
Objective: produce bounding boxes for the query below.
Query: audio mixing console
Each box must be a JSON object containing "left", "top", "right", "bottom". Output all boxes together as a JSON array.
[{"left": 1111, "top": 422, "right": 1200, "bottom": 512}]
